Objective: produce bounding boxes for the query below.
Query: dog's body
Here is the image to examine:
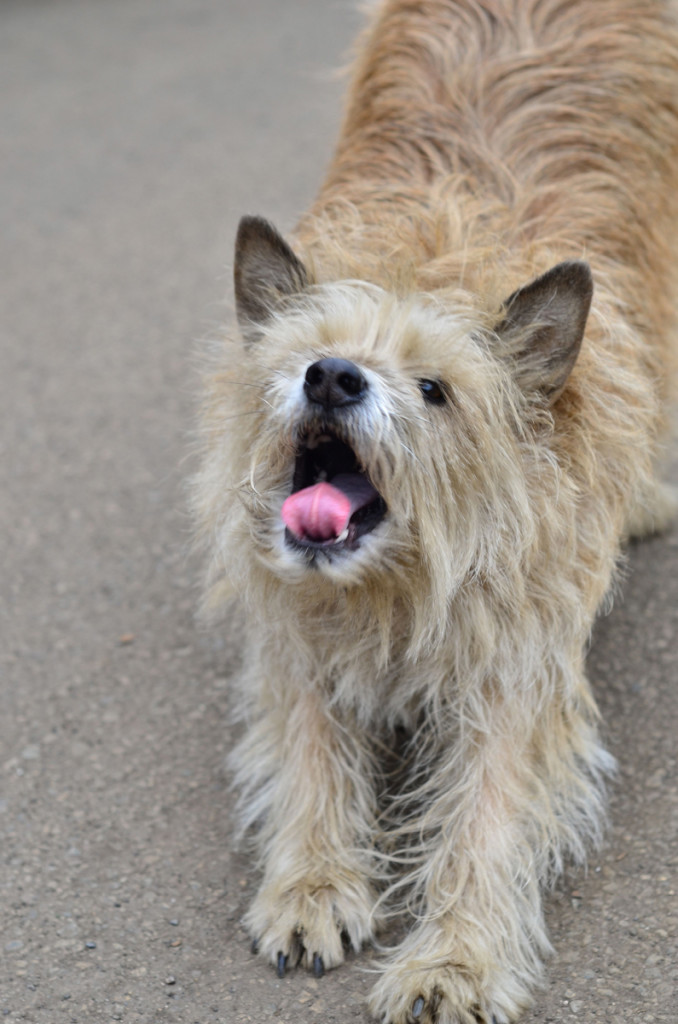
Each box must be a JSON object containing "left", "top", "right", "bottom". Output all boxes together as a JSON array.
[{"left": 195, "top": 2, "right": 678, "bottom": 1021}]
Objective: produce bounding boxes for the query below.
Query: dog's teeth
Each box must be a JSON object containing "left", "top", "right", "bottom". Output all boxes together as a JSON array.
[
  {"left": 336, "top": 528, "right": 349, "bottom": 543},
  {"left": 305, "top": 433, "right": 332, "bottom": 450}
]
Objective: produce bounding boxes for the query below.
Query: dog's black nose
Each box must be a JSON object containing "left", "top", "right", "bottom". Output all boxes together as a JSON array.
[{"left": 303, "top": 358, "right": 368, "bottom": 409}]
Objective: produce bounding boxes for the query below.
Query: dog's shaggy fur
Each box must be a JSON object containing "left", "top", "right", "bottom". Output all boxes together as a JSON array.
[{"left": 194, "top": 2, "right": 678, "bottom": 1021}]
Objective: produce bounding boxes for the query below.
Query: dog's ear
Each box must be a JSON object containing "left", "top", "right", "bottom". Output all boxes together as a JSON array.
[
  {"left": 496, "top": 261, "right": 593, "bottom": 402},
  {"left": 234, "top": 215, "right": 309, "bottom": 338}
]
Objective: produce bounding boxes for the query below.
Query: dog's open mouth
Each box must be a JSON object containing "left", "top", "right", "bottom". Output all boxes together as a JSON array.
[{"left": 282, "top": 431, "right": 387, "bottom": 552}]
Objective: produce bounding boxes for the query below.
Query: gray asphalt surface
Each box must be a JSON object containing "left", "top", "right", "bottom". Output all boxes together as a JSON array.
[{"left": 1, "top": 2, "right": 676, "bottom": 1023}]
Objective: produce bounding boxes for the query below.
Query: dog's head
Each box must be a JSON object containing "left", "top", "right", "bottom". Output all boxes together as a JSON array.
[{"left": 202, "top": 215, "right": 591, "bottom": 631}]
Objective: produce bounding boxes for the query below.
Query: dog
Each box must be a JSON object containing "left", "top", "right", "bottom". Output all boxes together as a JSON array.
[{"left": 193, "top": 1, "right": 678, "bottom": 1021}]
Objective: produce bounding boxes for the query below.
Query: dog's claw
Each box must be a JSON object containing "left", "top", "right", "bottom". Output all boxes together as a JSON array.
[
  {"left": 250, "top": 937, "right": 259, "bottom": 955},
  {"left": 276, "top": 951, "right": 288, "bottom": 978},
  {"left": 312, "top": 952, "right": 325, "bottom": 977},
  {"left": 412, "top": 996, "right": 425, "bottom": 1020}
]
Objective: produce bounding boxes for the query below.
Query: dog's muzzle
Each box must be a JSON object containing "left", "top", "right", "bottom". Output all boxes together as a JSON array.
[
  {"left": 281, "top": 360, "right": 387, "bottom": 556},
  {"left": 282, "top": 431, "right": 387, "bottom": 553}
]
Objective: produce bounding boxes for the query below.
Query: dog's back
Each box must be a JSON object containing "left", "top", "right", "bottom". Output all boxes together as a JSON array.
[{"left": 302, "top": 0, "right": 678, "bottom": 353}]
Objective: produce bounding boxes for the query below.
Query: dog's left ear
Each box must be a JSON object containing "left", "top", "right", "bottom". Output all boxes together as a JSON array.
[
  {"left": 496, "top": 260, "right": 593, "bottom": 402},
  {"left": 234, "top": 215, "right": 309, "bottom": 338}
]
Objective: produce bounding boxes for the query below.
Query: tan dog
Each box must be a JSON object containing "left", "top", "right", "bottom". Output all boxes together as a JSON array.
[{"left": 194, "top": 2, "right": 678, "bottom": 1021}]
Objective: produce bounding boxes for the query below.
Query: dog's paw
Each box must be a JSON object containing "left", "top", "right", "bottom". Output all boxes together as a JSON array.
[
  {"left": 368, "top": 956, "right": 519, "bottom": 1024},
  {"left": 245, "top": 872, "right": 379, "bottom": 975}
]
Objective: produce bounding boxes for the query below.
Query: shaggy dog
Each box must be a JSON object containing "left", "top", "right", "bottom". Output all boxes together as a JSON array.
[{"left": 194, "top": 2, "right": 678, "bottom": 1021}]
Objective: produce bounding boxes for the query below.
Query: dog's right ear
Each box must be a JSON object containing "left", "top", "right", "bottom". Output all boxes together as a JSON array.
[
  {"left": 234, "top": 216, "right": 309, "bottom": 339},
  {"left": 495, "top": 261, "right": 593, "bottom": 403}
]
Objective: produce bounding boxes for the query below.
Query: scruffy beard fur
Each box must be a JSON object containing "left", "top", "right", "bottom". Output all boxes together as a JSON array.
[{"left": 193, "top": 2, "right": 678, "bottom": 1022}]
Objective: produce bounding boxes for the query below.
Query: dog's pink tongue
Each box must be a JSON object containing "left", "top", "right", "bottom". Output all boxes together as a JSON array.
[{"left": 282, "top": 474, "right": 377, "bottom": 542}]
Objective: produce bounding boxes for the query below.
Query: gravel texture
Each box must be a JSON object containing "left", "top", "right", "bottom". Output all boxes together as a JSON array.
[{"left": 1, "top": 1, "right": 676, "bottom": 1022}]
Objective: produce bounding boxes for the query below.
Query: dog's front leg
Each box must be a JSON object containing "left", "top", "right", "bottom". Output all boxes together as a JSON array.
[
  {"left": 369, "top": 695, "right": 604, "bottom": 1024},
  {"left": 236, "top": 686, "right": 383, "bottom": 975}
]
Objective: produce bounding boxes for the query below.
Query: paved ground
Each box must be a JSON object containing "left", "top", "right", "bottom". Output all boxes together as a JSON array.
[{"left": 1, "top": 2, "right": 676, "bottom": 1022}]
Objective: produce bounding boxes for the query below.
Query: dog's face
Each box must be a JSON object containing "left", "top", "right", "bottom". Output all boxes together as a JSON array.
[{"left": 216, "top": 216, "right": 591, "bottom": 606}]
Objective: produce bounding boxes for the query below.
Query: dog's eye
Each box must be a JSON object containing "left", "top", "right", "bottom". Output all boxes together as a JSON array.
[{"left": 418, "top": 379, "right": 446, "bottom": 404}]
